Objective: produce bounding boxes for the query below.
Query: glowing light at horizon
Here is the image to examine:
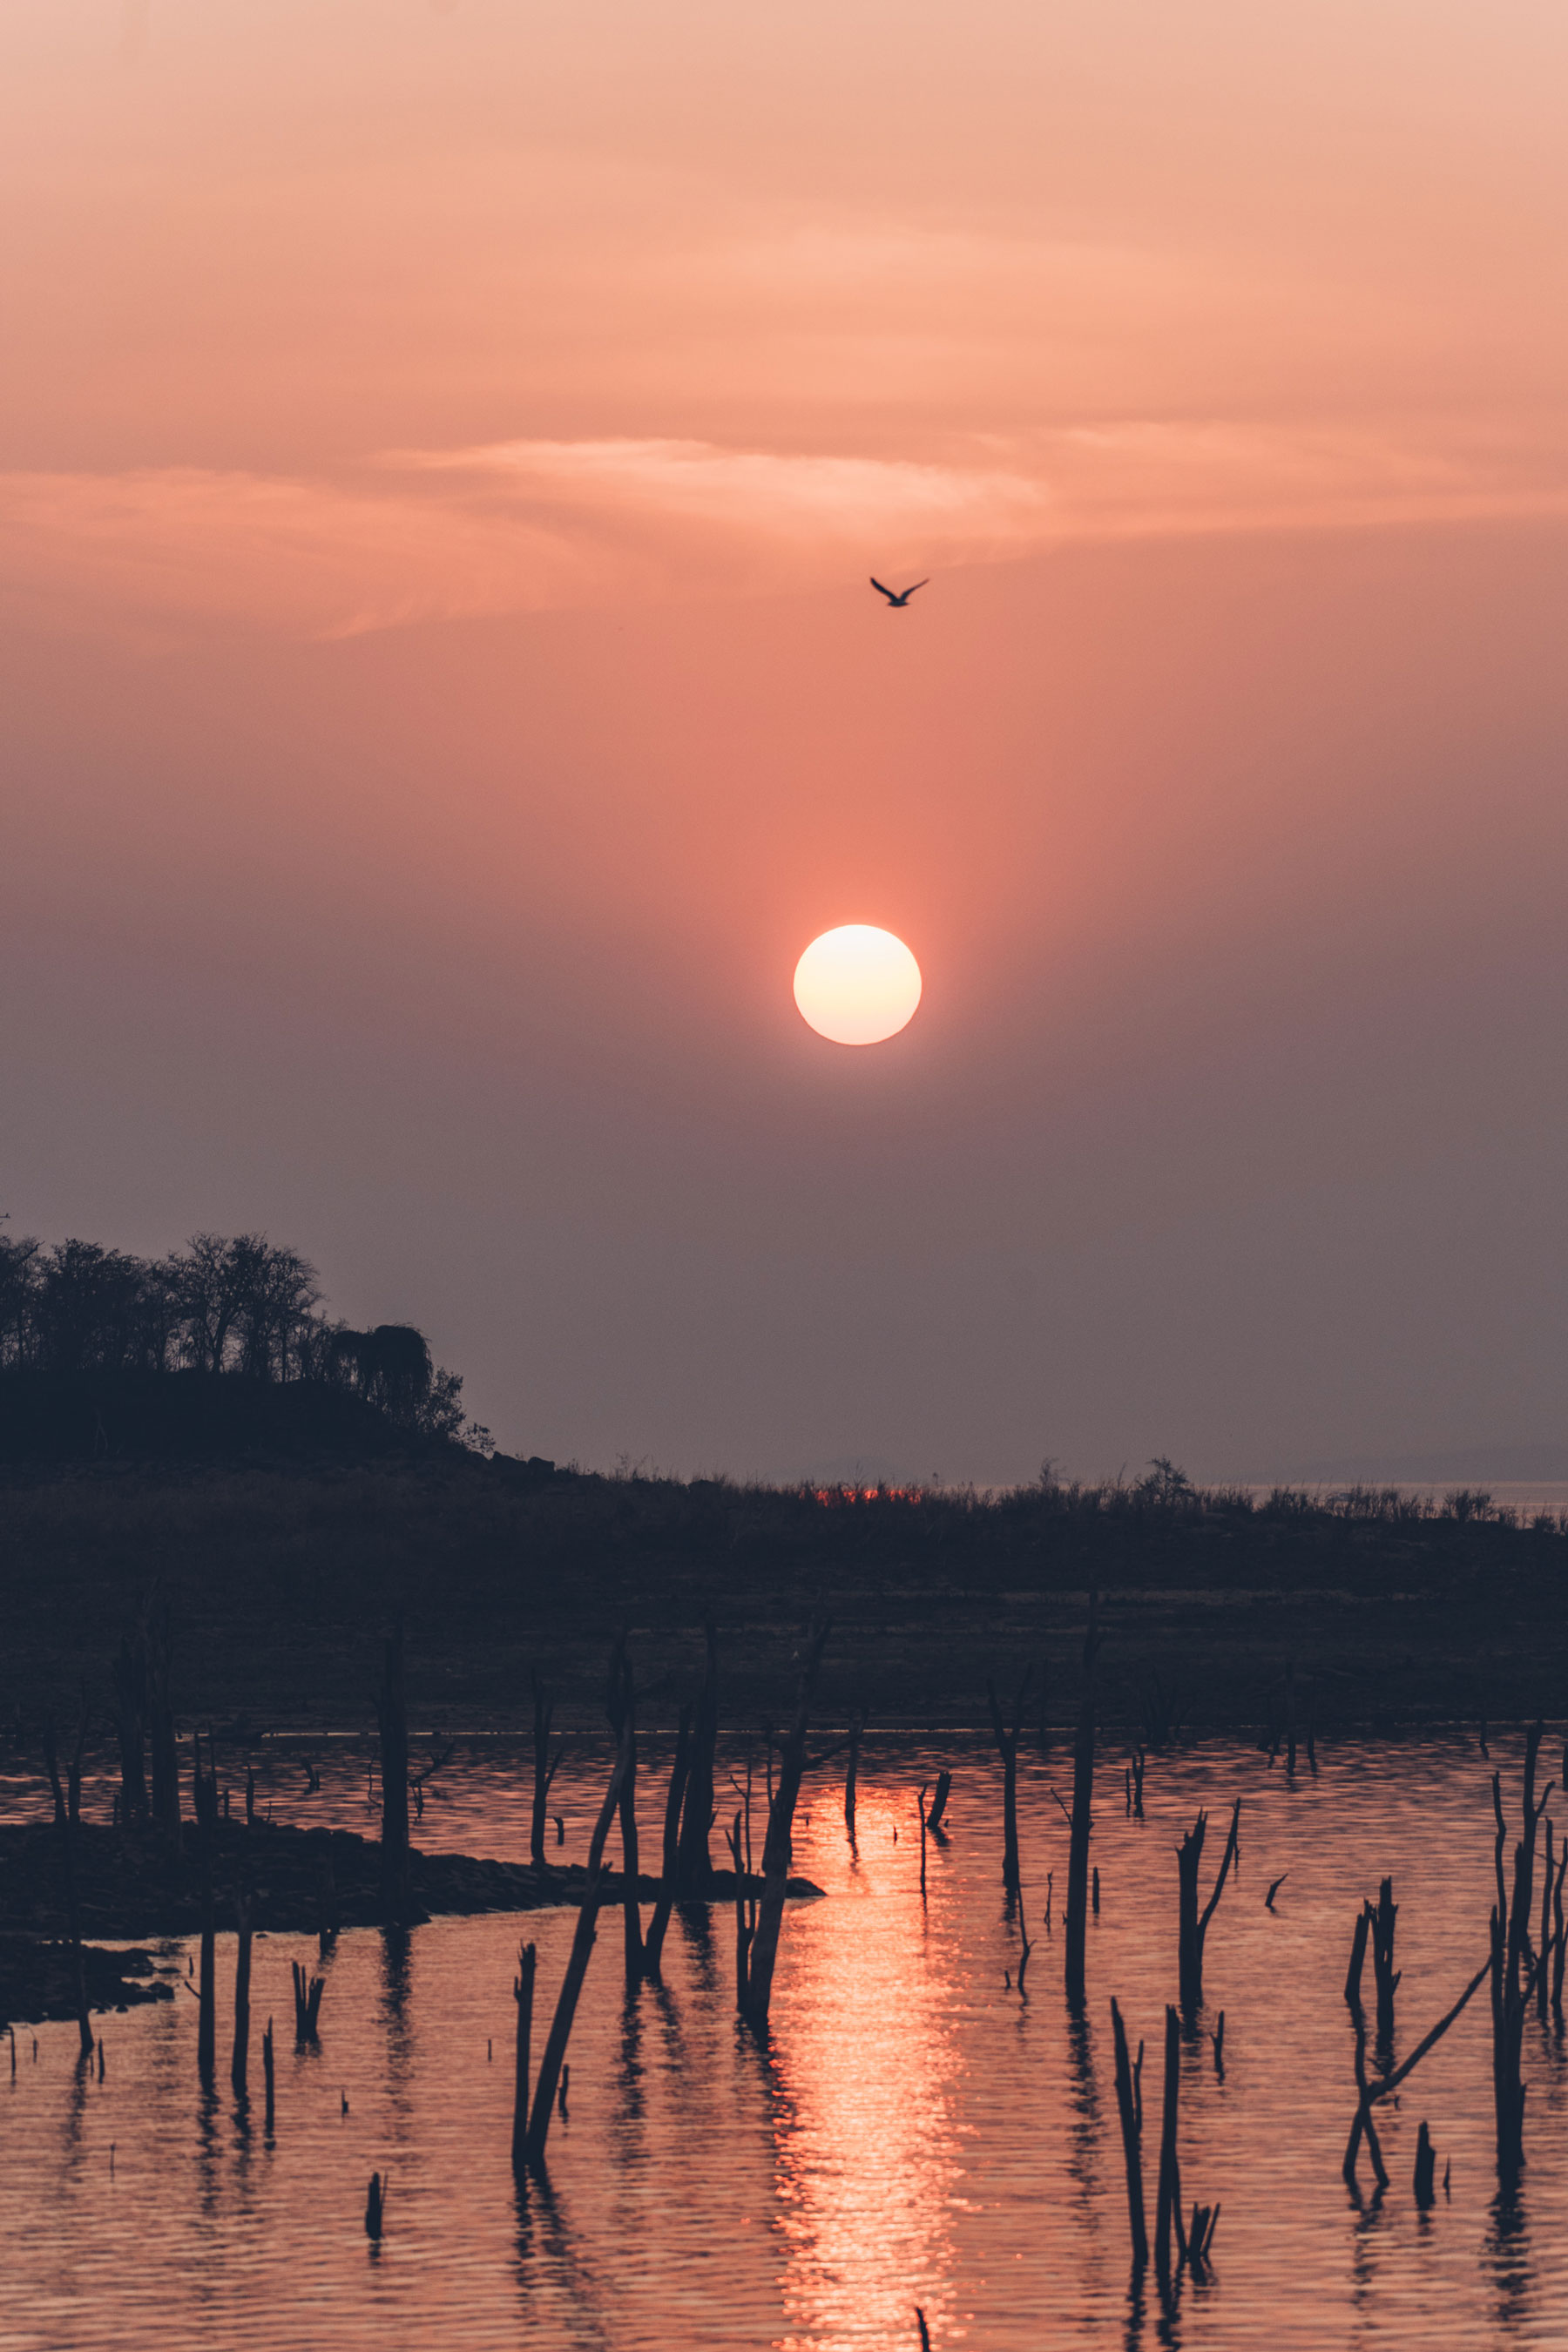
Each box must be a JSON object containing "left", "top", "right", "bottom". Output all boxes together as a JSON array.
[{"left": 793, "top": 926, "right": 923, "bottom": 1046}]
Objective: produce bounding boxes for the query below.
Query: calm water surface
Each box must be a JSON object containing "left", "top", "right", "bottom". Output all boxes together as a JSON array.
[{"left": 3, "top": 1734, "right": 1566, "bottom": 2349}]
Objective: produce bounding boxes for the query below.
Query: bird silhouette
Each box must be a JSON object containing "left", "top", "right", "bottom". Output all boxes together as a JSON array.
[{"left": 870, "top": 576, "right": 929, "bottom": 607}]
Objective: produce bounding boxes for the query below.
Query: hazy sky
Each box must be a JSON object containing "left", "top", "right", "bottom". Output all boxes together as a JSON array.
[{"left": 3, "top": 2, "right": 1566, "bottom": 1482}]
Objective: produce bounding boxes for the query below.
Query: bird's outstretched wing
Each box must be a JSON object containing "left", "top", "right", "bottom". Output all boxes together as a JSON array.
[
  {"left": 904, "top": 578, "right": 930, "bottom": 598},
  {"left": 869, "top": 577, "right": 897, "bottom": 601}
]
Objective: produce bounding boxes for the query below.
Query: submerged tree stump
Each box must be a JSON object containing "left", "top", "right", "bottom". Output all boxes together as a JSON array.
[
  {"left": 522, "top": 1730, "right": 630, "bottom": 2168},
  {"left": 643, "top": 1705, "right": 691, "bottom": 1981},
  {"left": 1064, "top": 1592, "right": 1101, "bottom": 2009},
  {"left": 605, "top": 1640, "right": 645, "bottom": 1990},
  {"left": 511, "top": 1942, "right": 536, "bottom": 2176},
  {"left": 231, "top": 1889, "right": 253, "bottom": 2099},
  {"left": 1109, "top": 1997, "right": 1147, "bottom": 2269},
  {"left": 1369, "top": 1878, "right": 1400, "bottom": 2045},
  {"left": 1176, "top": 1799, "right": 1240, "bottom": 2017},
  {"left": 529, "top": 1677, "right": 567, "bottom": 1873},
  {"left": 1490, "top": 1723, "right": 1551, "bottom": 2189},
  {"left": 741, "top": 1618, "right": 831, "bottom": 2034},
  {"left": 675, "top": 1620, "right": 720, "bottom": 1899},
  {"left": 985, "top": 1666, "right": 1032, "bottom": 1905}
]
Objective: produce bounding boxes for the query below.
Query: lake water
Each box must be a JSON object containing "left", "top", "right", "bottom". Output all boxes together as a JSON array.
[{"left": 3, "top": 1731, "right": 1566, "bottom": 2349}]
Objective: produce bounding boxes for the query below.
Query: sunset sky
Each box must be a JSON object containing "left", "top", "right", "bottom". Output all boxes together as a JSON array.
[{"left": 3, "top": 1, "right": 1566, "bottom": 1481}]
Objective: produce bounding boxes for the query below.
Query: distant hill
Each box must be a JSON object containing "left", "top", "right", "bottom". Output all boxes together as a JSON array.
[
  {"left": 1286, "top": 1443, "right": 1568, "bottom": 1485},
  {"left": 0, "top": 1368, "right": 449, "bottom": 1466}
]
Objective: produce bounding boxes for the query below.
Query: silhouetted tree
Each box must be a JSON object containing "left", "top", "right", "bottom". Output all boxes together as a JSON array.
[{"left": 0, "top": 1213, "right": 476, "bottom": 1447}]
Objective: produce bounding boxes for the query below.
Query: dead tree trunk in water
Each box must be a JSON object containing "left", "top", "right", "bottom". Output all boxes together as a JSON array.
[
  {"left": 1344, "top": 1949, "right": 1490, "bottom": 2191},
  {"left": 231, "top": 1889, "right": 253, "bottom": 2099},
  {"left": 511, "top": 1942, "right": 536, "bottom": 2176},
  {"left": 1344, "top": 1906, "right": 1371, "bottom": 2011},
  {"left": 844, "top": 1713, "right": 864, "bottom": 1840},
  {"left": 523, "top": 1733, "right": 630, "bottom": 2167},
  {"left": 529, "top": 1677, "right": 566, "bottom": 1872},
  {"left": 112, "top": 1626, "right": 149, "bottom": 1826},
  {"left": 643, "top": 1705, "right": 692, "bottom": 1982},
  {"left": 1369, "top": 1877, "right": 1400, "bottom": 2045},
  {"left": 193, "top": 1733, "right": 218, "bottom": 2086},
  {"left": 1109, "top": 1997, "right": 1147, "bottom": 2270},
  {"left": 926, "top": 1770, "right": 952, "bottom": 1833},
  {"left": 1153, "top": 2004, "right": 1185, "bottom": 2281},
  {"left": 291, "top": 1960, "right": 325, "bottom": 2043},
  {"left": 985, "top": 1666, "right": 1032, "bottom": 1903},
  {"left": 1490, "top": 1722, "right": 1551, "bottom": 2189},
  {"left": 1064, "top": 1592, "right": 1101, "bottom": 2008},
  {"left": 606, "top": 1639, "right": 645, "bottom": 1989},
  {"left": 725, "top": 1806, "right": 756, "bottom": 2009},
  {"left": 676, "top": 1619, "right": 720, "bottom": 1898},
  {"left": 376, "top": 1625, "right": 412, "bottom": 1924},
  {"left": 1538, "top": 1817, "right": 1555, "bottom": 2024},
  {"left": 1176, "top": 1799, "right": 1240, "bottom": 2017},
  {"left": 42, "top": 1716, "right": 95, "bottom": 2058},
  {"left": 741, "top": 1618, "right": 831, "bottom": 2032}
]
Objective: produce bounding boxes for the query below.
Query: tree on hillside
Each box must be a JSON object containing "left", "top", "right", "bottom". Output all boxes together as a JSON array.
[{"left": 0, "top": 1215, "right": 478, "bottom": 1447}]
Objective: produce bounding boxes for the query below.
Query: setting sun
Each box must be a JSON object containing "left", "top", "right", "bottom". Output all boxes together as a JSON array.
[{"left": 793, "top": 925, "right": 923, "bottom": 1045}]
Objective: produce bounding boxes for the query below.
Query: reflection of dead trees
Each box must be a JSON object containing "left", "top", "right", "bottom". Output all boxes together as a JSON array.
[
  {"left": 724, "top": 1791, "right": 756, "bottom": 2010},
  {"left": 605, "top": 1639, "right": 645, "bottom": 1989},
  {"left": 740, "top": 1617, "right": 831, "bottom": 2033},
  {"left": 844, "top": 1711, "right": 865, "bottom": 1841},
  {"left": 743, "top": 1622, "right": 830, "bottom": 2027},
  {"left": 986, "top": 1666, "right": 1032, "bottom": 1904},
  {"left": 375, "top": 1625, "right": 412, "bottom": 1924},
  {"left": 231, "top": 1889, "right": 253, "bottom": 2099},
  {"left": 42, "top": 1708, "right": 94, "bottom": 2058},
  {"left": 1154, "top": 2005, "right": 1182, "bottom": 2274},
  {"left": 1551, "top": 1825, "right": 1567, "bottom": 2021},
  {"left": 1064, "top": 1591, "right": 1100, "bottom": 2009},
  {"left": 1125, "top": 1747, "right": 1145, "bottom": 1820},
  {"left": 643, "top": 1704, "right": 691, "bottom": 1981},
  {"left": 1176, "top": 1800, "right": 1240, "bottom": 2017},
  {"left": 530, "top": 1675, "right": 566, "bottom": 1871},
  {"left": 193, "top": 1731, "right": 219, "bottom": 2086}
]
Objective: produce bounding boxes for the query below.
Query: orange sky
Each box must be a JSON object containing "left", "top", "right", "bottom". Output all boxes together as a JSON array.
[{"left": 3, "top": 2, "right": 1566, "bottom": 1479}]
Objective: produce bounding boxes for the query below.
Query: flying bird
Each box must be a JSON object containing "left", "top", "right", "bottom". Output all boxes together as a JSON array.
[{"left": 870, "top": 576, "right": 929, "bottom": 607}]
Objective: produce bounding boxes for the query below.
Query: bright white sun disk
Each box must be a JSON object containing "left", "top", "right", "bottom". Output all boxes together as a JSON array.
[{"left": 793, "top": 925, "right": 923, "bottom": 1045}]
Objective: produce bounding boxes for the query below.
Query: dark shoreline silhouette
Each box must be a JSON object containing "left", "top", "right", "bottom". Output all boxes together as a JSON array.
[{"left": 3, "top": 1448, "right": 1563, "bottom": 1739}]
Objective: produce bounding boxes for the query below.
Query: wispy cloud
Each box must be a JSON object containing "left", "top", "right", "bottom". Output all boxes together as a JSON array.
[{"left": 2, "top": 417, "right": 1564, "bottom": 643}]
